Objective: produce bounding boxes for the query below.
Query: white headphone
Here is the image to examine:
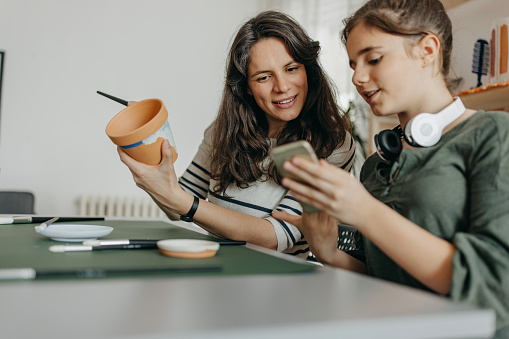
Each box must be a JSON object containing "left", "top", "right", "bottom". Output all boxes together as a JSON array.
[
  {"left": 404, "top": 97, "right": 465, "bottom": 147},
  {"left": 374, "top": 97, "right": 466, "bottom": 161}
]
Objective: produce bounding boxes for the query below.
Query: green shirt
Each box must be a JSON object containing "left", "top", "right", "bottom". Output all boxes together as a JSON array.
[{"left": 359, "top": 110, "right": 509, "bottom": 333}]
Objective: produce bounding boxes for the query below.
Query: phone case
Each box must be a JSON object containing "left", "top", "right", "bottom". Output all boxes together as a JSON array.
[{"left": 270, "top": 141, "right": 320, "bottom": 213}]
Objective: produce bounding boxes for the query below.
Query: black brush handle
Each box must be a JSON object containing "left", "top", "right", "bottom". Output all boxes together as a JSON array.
[{"left": 97, "top": 91, "right": 129, "bottom": 106}]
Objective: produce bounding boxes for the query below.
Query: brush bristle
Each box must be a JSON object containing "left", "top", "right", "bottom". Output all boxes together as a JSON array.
[{"left": 472, "top": 39, "right": 490, "bottom": 86}]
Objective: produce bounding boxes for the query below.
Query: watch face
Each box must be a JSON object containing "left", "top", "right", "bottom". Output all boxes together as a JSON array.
[{"left": 180, "top": 215, "right": 193, "bottom": 222}]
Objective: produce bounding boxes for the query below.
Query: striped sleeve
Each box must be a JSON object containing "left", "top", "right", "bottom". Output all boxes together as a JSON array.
[
  {"left": 178, "top": 127, "right": 213, "bottom": 199},
  {"left": 264, "top": 194, "right": 306, "bottom": 255},
  {"left": 179, "top": 161, "right": 210, "bottom": 199}
]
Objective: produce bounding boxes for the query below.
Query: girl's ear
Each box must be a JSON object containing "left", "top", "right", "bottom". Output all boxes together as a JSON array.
[{"left": 419, "top": 33, "right": 441, "bottom": 66}]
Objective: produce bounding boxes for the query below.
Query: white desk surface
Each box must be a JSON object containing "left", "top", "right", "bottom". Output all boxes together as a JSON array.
[{"left": 0, "top": 219, "right": 496, "bottom": 339}]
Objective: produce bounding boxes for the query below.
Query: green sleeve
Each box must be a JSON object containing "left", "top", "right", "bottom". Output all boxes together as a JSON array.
[{"left": 450, "top": 112, "right": 509, "bottom": 331}]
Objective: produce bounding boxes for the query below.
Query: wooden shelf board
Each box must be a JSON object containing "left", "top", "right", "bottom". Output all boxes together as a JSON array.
[{"left": 456, "top": 83, "right": 509, "bottom": 112}]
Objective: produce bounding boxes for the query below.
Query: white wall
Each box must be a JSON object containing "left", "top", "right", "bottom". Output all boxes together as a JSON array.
[
  {"left": 448, "top": 0, "right": 509, "bottom": 90},
  {"left": 1, "top": 0, "right": 504, "bottom": 216},
  {"left": 0, "top": 0, "right": 261, "bottom": 215}
]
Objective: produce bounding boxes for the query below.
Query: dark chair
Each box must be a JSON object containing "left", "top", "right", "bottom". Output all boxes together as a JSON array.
[{"left": 0, "top": 191, "right": 35, "bottom": 214}]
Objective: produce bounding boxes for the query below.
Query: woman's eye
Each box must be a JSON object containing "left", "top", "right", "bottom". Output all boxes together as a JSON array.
[
  {"left": 368, "top": 57, "right": 382, "bottom": 65},
  {"left": 287, "top": 66, "right": 299, "bottom": 72},
  {"left": 257, "top": 75, "right": 270, "bottom": 83}
]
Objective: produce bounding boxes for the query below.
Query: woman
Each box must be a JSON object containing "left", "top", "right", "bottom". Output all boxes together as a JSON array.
[
  {"left": 118, "top": 10, "right": 355, "bottom": 258},
  {"left": 274, "top": 0, "right": 509, "bottom": 335}
]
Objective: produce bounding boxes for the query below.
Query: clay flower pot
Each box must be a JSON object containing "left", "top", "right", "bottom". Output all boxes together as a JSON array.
[{"left": 105, "top": 98, "right": 178, "bottom": 165}]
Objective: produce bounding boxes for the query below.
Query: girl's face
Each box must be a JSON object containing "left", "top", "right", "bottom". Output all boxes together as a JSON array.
[
  {"left": 346, "top": 21, "right": 426, "bottom": 118},
  {"left": 247, "top": 37, "right": 308, "bottom": 138}
]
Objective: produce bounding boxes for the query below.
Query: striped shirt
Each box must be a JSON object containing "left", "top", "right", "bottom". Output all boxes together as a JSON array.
[{"left": 179, "top": 127, "right": 355, "bottom": 258}]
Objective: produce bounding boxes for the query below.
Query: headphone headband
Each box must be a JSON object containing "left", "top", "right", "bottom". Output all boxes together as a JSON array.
[
  {"left": 374, "top": 97, "right": 466, "bottom": 161},
  {"left": 404, "top": 97, "right": 465, "bottom": 147}
]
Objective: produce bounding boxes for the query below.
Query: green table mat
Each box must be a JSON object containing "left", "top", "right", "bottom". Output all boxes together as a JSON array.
[{"left": 0, "top": 219, "right": 316, "bottom": 280}]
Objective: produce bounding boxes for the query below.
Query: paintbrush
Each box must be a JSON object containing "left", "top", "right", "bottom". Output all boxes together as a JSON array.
[{"left": 97, "top": 90, "right": 129, "bottom": 106}]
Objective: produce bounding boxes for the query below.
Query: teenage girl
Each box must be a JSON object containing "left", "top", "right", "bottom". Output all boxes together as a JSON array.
[{"left": 274, "top": 0, "right": 509, "bottom": 336}]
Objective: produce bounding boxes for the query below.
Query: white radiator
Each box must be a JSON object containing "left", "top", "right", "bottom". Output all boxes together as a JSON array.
[{"left": 77, "top": 195, "right": 166, "bottom": 218}]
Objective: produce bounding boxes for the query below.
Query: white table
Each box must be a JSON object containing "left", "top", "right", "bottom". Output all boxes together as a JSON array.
[{"left": 0, "top": 221, "right": 496, "bottom": 339}]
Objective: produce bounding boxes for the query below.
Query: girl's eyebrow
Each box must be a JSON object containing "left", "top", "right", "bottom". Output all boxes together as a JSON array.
[{"left": 349, "top": 45, "right": 382, "bottom": 68}]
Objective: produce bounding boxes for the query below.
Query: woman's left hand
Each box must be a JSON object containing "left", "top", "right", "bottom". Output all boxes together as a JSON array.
[{"left": 273, "top": 210, "right": 340, "bottom": 263}]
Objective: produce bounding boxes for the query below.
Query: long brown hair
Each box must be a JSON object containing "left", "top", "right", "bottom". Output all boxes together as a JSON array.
[
  {"left": 210, "top": 10, "right": 351, "bottom": 194},
  {"left": 341, "top": 0, "right": 453, "bottom": 87}
]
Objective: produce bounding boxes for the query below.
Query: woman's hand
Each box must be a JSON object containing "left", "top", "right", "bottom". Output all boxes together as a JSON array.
[
  {"left": 273, "top": 209, "right": 365, "bottom": 272},
  {"left": 281, "top": 157, "right": 376, "bottom": 230},
  {"left": 273, "top": 210, "right": 339, "bottom": 263},
  {"left": 117, "top": 139, "right": 193, "bottom": 216}
]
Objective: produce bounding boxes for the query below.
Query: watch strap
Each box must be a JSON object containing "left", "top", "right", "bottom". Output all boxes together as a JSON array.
[{"left": 180, "top": 196, "right": 199, "bottom": 222}]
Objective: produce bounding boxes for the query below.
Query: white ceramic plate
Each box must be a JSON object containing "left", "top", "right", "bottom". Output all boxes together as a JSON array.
[{"left": 36, "top": 224, "right": 113, "bottom": 242}]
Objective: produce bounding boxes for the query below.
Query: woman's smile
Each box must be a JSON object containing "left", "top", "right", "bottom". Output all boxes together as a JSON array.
[{"left": 273, "top": 95, "right": 298, "bottom": 107}]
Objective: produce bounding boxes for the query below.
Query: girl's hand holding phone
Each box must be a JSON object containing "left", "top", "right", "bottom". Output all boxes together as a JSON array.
[{"left": 279, "top": 154, "right": 374, "bottom": 229}]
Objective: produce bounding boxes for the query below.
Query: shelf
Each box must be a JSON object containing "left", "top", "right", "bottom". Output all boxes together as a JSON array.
[{"left": 455, "top": 81, "right": 509, "bottom": 112}]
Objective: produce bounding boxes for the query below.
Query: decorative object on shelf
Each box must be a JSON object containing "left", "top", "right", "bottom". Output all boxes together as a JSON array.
[
  {"left": 489, "top": 17, "right": 509, "bottom": 85},
  {"left": 472, "top": 39, "right": 490, "bottom": 88}
]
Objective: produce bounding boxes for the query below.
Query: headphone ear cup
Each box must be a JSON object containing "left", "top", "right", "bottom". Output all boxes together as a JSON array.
[
  {"left": 404, "top": 113, "right": 441, "bottom": 147},
  {"left": 374, "top": 129, "right": 402, "bottom": 161}
]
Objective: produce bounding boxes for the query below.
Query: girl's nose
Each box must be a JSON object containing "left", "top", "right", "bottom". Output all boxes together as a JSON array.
[{"left": 352, "top": 67, "right": 369, "bottom": 86}]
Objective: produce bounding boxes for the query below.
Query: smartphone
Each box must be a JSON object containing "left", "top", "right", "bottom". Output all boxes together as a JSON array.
[{"left": 270, "top": 140, "right": 320, "bottom": 213}]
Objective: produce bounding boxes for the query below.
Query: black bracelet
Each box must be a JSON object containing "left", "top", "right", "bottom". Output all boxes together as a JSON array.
[{"left": 180, "top": 196, "right": 199, "bottom": 222}]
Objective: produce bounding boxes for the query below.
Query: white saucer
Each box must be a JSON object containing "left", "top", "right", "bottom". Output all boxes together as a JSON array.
[
  {"left": 157, "top": 239, "right": 220, "bottom": 258},
  {"left": 36, "top": 224, "right": 113, "bottom": 242}
]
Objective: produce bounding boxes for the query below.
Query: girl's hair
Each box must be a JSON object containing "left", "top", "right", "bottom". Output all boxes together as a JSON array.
[
  {"left": 210, "top": 10, "right": 351, "bottom": 194},
  {"left": 341, "top": 0, "right": 453, "bottom": 87}
]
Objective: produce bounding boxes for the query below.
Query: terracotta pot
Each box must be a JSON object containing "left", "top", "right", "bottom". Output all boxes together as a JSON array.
[{"left": 105, "top": 98, "right": 178, "bottom": 165}]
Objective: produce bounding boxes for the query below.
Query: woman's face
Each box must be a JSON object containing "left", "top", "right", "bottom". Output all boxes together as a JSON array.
[
  {"left": 346, "top": 21, "right": 426, "bottom": 118},
  {"left": 247, "top": 37, "right": 308, "bottom": 138}
]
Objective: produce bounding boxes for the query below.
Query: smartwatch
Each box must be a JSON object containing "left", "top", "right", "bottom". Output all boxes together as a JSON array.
[{"left": 180, "top": 196, "right": 199, "bottom": 222}]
